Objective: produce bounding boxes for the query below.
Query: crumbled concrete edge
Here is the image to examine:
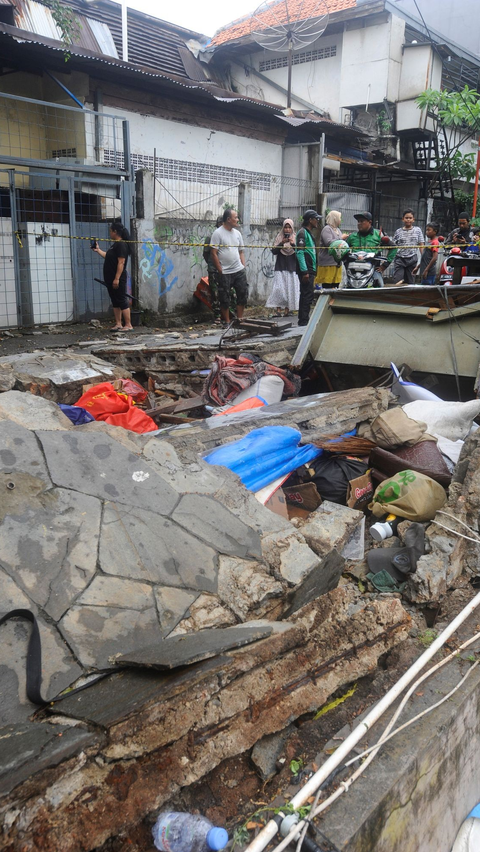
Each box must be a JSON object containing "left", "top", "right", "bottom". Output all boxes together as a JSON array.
[{"left": 0, "top": 588, "right": 409, "bottom": 852}]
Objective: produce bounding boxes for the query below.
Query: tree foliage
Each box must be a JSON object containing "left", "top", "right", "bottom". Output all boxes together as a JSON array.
[
  {"left": 416, "top": 85, "right": 480, "bottom": 132},
  {"left": 42, "top": 0, "right": 80, "bottom": 60}
]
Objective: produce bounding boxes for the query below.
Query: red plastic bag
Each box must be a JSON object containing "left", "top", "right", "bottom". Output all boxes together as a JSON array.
[
  {"left": 117, "top": 378, "right": 148, "bottom": 403},
  {"left": 75, "top": 382, "right": 157, "bottom": 434}
]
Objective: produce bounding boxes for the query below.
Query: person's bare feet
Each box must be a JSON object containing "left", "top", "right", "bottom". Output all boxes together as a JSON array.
[{"left": 123, "top": 325, "right": 134, "bottom": 331}]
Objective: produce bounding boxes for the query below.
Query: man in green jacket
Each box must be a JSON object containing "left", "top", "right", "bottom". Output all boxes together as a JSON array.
[
  {"left": 346, "top": 212, "right": 396, "bottom": 275},
  {"left": 296, "top": 209, "right": 322, "bottom": 326}
]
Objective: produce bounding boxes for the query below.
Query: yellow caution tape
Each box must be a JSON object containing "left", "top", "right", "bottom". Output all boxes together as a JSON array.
[{"left": 10, "top": 230, "right": 473, "bottom": 251}]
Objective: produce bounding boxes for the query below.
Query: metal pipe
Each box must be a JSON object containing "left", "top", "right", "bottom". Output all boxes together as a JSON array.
[
  {"left": 244, "top": 588, "right": 480, "bottom": 852},
  {"left": 121, "top": 0, "right": 128, "bottom": 61}
]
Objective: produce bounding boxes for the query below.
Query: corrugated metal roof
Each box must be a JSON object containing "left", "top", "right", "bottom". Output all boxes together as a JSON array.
[
  {"left": 0, "top": 21, "right": 285, "bottom": 114},
  {"left": 7, "top": 0, "right": 118, "bottom": 56},
  {"left": 64, "top": 0, "right": 207, "bottom": 79}
]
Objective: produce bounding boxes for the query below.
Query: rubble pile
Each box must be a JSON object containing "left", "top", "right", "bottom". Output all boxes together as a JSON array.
[
  {"left": 0, "top": 350, "right": 130, "bottom": 403},
  {"left": 1, "top": 331, "right": 480, "bottom": 852}
]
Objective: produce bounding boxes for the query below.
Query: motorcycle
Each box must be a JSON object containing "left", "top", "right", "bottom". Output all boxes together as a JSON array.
[{"left": 343, "top": 250, "right": 386, "bottom": 289}]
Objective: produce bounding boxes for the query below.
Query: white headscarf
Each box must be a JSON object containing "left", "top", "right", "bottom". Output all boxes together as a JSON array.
[{"left": 326, "top": 210, "right": 342, "bottom": 229}]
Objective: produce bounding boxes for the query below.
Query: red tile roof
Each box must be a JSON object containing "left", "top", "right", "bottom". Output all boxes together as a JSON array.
[{"left": 211, "top": 0, "right": 356, "bottom": 46}]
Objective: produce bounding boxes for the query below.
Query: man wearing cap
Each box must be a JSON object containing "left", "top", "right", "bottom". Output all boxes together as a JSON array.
[
  {"left": 296, "top": 209, "right": 321, "bottom": 326},
  {"left": 346, "top": 212, "right": 396, "bottom": 275}
]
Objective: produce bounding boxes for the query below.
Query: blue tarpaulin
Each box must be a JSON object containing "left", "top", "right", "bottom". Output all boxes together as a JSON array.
[{"left": 204, "top": 425, "right": 323, "bottom": 492}]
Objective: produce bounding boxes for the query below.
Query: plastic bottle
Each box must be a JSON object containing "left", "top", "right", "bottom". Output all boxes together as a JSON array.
[
  {"left": 452, "top": 803, "right": 480, "bottom": 851},
  {"left": 152, "top": 812, "right": 228, "bottom": 852},
  {"left": 369, "top": 514, "right": 399, "bottom": 542}
]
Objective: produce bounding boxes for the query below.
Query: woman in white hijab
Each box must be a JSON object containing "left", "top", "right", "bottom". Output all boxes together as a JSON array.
[
  {"left": 315, "top": 210, "right": 343, "bottom": 288},
  {"left": 266, "top": 218, "right": 299, "bottom": 316}
]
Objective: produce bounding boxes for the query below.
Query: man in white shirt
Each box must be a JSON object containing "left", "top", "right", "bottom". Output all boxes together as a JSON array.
[{"left": 210, "top": 208, "right": 248, "bottom": 325}]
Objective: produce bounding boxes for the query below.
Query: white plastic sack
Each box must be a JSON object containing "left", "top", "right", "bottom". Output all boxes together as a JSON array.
[
  {"left": 452, "top": 816, "right": 480, "bottom": 852},
  {"left": 212, "top": 375, "right": 284, "bottom": 414},
  {"left": 433, "top": 433, "right": 464, "bottom": 465},
  {"left": 402, "top": 400, "right": 480, "bottom": 442}
]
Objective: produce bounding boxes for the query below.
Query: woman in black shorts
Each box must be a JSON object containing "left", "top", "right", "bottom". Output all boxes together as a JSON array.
[{"left": 93, "top": 222, "right": 132, "bottom": 331}]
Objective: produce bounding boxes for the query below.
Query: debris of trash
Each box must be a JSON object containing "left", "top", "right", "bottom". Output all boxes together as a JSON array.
[
  {"left": 370, "top": 514, "right": 399, "bottom": 542},
  {"left": 402, "top": 399, "right": 480, "bottom": 442},
  {"left": 367, "top": 522, "right": 425, "bottom": 590},
  {"left": 152, "top": 812, "right": 228, "bottom": 852},
  {"left": 204, "top": 426, "right": 321, "bottom": 492},
  {"left": 203, "top": 353, "right": 300, "bottom": 407},
  {"left": 74, "top": 381, "right": 157, "bottom": 433},
  {"left": 369, "top": 469, "right": 447, "bottom": 521},
  {"left": 58, "top": 403, "right": 95, "bottom": 425}
]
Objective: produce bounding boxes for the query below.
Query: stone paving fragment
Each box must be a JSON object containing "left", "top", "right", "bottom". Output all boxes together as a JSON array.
[
  {"left": 100, "top": 504, "right": 218, "bottom": 592},
  {"left": 0, "top": 419, "right": 51, "bottom": 488},
  {"left": 0, "top": 570, "right": 82, "bottom": 726},
  {"left": 172, "top": 493, "right": 263, "bottom": 559},
  {"left": 116, "top": 624, "right": 273, "bottom": 669},
  {"left": 0, "top": 391, "right": 73, "bottom": 430},
  {"left": 59, "top": 604, "right": 160, "bottom": 668},
  {"left": 299, "top": 500, "right": 365, "bottom": 559},
  {"left": 0, "top": 721, "right": 103, "bottom": 796},
  {"left": 154, "top": 587, "right": 200, "bottom": 636},
  {"left": 0, "top": 488, "right": 101, "bottom": 620},
  {"left": 142, "top": 438, "right": 227, "bottom": 494},
  {"left": 37, "top": 431, "right": 179, "bottom": 516}
]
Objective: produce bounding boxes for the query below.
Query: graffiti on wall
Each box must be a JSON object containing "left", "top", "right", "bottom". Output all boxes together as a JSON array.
[{"left": 139, "top": 239, "right": 178, "bottom": 297}]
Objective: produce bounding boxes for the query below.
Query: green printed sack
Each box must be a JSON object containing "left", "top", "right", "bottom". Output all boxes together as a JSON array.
[{"left": 369, "top": 469, "right": 446, "bottom": 521}]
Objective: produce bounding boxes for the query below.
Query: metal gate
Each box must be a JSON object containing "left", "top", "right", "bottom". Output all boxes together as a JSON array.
[
  {"left": 0, "top": 168, "right": 132, "bottom": 328},
  {"left": 324, "top": 182, "right": 373, "bottom": 231}
]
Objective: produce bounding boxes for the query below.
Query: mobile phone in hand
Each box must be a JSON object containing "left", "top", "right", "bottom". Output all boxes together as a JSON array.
[{"left": 91, "top": 239, "right": 97, "bottom": 250}]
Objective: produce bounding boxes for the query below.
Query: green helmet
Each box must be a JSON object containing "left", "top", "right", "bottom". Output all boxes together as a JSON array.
[{"left": 328, "top": 239, "right": 350, "bottom": 263}]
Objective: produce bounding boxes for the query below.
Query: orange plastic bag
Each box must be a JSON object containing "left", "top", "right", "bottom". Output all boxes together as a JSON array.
[
  {"left": 75, "top": 382, "right": 157, "bottom": 434},
  {"left": 214, "top": 397, "right": 265, "bottom": 417}
]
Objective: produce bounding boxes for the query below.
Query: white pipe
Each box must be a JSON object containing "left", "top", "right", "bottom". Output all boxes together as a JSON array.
[
  {"left": 244, "top": 589, "right": 480, "bottom": 852},
  {"left": 121, "top": 0, "right": 128, "bottom": 62}
]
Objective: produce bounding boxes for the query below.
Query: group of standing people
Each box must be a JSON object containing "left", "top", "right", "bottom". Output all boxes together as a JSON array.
[{"left": 98, "top": 207, "right": 479, "bottom": 334}]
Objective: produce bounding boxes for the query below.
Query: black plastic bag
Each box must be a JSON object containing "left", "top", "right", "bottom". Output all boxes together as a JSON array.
[{"left": 309, "top": 455, "right": 369, "bottom": 505}]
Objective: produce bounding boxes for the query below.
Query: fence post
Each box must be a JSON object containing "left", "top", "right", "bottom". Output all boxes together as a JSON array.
[{"left": 238, "top": 181, "right": 252, "bottom": 234}]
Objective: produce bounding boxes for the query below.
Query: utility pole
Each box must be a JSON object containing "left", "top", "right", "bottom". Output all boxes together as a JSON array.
[
  {"left": 473, "top": 136, "right": 480, "bottom": 218},
  {"left": 121, "top": 0, "right": 128, "bottom": 61}
]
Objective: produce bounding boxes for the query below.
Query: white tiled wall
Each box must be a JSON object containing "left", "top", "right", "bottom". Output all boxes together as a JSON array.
[
  {"left": 0, "top": 218, "right": 18, "bottom": 328},
  {"left": 26, "top": 223, "right": 74, "bottom": 324}
]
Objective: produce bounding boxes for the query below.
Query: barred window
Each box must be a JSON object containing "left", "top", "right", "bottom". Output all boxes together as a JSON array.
[
  {"left": 259, "top": 44, "right": 336, "bottom": 72},
  {"left": 51, "top": 148, "right": 77, "bottom": 158},
  {"left": 103, "top": 151, "right": 272, "bottom": 191}
]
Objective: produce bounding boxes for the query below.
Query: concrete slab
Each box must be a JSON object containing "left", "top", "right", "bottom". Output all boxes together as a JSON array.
[
  {"left": 0, "top": 419, "right": 51, "bottom": 489},
  {"left": 37, "top": 431, "right": 179, "bottom": 516},
  {"left": 172, "top": 493, "right": 263, "bottom": 559},
  {"left": 100, "top": 504, "right": 218, "bottom": 592},
  {"left": 0, "top": 350, "right": 129, "bottom": 403},
  {"left": 0, "top": 722, "right": 102, "bottom": 796},
  {"left": 0, "top": 488, "right": 101, "bottom": 620},
  {"left": 115, "top": 624, "right": 273, "bottom": 669},
  {"left": 59, "top": 603, "right": 160, "bottom": 669},
  {"left": 0, "top": 391, "right": 73, "bottom": 431}
]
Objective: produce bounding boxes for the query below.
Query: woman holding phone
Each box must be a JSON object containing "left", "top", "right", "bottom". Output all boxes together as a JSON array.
[
  {"left": 266, "top": 218, "right": 298, "bottom": 316},
  {"left": 93, "top": 222, "right": 133, "bottom": 331}
]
